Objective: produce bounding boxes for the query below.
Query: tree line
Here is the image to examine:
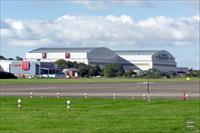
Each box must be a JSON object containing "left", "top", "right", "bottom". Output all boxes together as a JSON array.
[
  {"left": 55, "top": 59, "right": 199, "bottom": 78},
  {"left": 0, "top": 55, "right": 23, "bottom": 60}
]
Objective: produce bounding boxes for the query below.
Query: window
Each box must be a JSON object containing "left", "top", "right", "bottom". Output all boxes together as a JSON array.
[
  {"left": 42, "top": 53, "right": 47, "bottom": 58},
  {"left": 65, "top": 52, "right": 70, "bottom": 58}
]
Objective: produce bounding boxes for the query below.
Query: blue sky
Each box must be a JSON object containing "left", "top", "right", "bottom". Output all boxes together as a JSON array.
[{"left": 0, "top": 0, "right": 199, "bottom": 69}]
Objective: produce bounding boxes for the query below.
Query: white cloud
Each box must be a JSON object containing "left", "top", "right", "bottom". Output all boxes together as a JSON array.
[
  {"left": 71, "top": 0, "right": 199, "bottom": 9},
  {"left": 72, "top": 0, "right": 105, "bottom": 10},
  {"left": 1, "top": 14, "right": 199, "bottom": 48}
]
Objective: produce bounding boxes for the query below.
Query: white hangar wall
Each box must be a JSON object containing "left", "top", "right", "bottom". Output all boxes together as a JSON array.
[
  {"left": 25, "top": 47, "right": 177, "bottom": 72},
  {"left": 116, "top": 50, "right": 176, "bottom": 72}
]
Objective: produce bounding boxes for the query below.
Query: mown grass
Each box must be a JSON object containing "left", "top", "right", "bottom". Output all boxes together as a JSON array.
[
  {"left": 0, "top": 97, "right": 199, "bottom": 133},
  {"left": 0, "top": 77, "right": 198, "bottom": 84}
]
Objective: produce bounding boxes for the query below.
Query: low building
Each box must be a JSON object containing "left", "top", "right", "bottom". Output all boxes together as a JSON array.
[
  {"left": 176, "top": 67, "right": 189, "bottom": 76},
  {"left": 9, "top": 61, "right": 62, "bottom": 78}
]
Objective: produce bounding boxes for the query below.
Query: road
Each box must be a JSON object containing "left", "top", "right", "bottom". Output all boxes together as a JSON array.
[{"left": 0, "top": 81, "right": 199, "bottom": 99}]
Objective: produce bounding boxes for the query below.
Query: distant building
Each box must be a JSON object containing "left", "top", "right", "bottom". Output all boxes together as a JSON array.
[
  {"left": 176, "top": 67, "right": 189, "bottom": 76},
  {"left": 9, "top": 61, "right": 62, "bottom": 78},
  {"left": 25, "top": 47, "right": 177, "bottom": 72},
  {"left": 25, "top": 47, "right": 139, "bottom": 71},
  {"left": 115, "top": 50, "right": 177, "bottom": 72}
]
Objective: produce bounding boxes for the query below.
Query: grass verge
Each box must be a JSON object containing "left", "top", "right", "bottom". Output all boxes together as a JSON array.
[
  {"left": 0, "top": 77, "right": 198, "bottom": 84},
  {"left": 0, "top": 97, "right": 199, "bottom": 133}
]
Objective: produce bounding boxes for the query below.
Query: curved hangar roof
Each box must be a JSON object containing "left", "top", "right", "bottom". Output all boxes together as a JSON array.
[
  {"left": 29, "top": 47, "right": 97, "bottom": 53},
  {"left": 115, "top": 50, "right": 161, "bottom": 55}
]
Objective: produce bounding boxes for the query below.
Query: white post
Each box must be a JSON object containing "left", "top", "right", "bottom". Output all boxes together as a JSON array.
[
  {"left": 17, "top": 99, "right": 22, "bottom": 111},
  {"left": 142, "top": 93, "right": 146, "bottom": 100},
  {"left": 30, "top": 92, "right": 33, "bottom": 98},
  {"left": 66, "top": 100, "right": 71, "bottom": 111},
  {"left": 185, "top": 93, "right": 189, "bottom": 100},
  {"left": 113, "top": 93, "right": 116, "bottom": 99},
  {"left": 57, "top": 92, "right": 60, "bottom": 98},
  {"left": 84, "top": 93, "right": 87, "bottom": 99}
]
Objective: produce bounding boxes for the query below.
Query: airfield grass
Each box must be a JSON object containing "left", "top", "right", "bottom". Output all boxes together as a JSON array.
[
  {"left": 0, "top": 77, "right": 198, "bottom": 84},
  {"left": 0, "top": 97, "right": 199, "bottom": 133}
]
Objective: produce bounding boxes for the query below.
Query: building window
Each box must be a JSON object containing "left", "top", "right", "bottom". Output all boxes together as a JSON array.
[
  {"left": 65, "top": 52, "right": 70, "bottom": 58},
  {"left": 42, "top": 53, "right": 47, "bottom": 59}
]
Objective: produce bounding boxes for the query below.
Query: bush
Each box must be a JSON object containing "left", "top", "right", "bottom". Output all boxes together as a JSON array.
[
  {"left": 0, "top": 72, "right": 17, "bottom": 79},
  {"left": 104, "top": 63, "right": 125, "bottom": 78},
  {"left": 145, "top": 68, "right": 161, "bottom": 79},
  {"left": 124, "top": 70, "right": 137, "bottom": 78}
]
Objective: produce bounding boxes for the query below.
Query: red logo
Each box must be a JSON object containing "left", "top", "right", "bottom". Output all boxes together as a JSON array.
[{"left": 21, "top": 61, "right": 30, "bottom": 70}]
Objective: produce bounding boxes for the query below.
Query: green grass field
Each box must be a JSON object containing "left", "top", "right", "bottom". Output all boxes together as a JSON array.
[
  {"left": 0, "top": 97, "right": 199, "bottom": 133},
  {"left": 0, "top": 77, "right": 198, "bottom": 84}
]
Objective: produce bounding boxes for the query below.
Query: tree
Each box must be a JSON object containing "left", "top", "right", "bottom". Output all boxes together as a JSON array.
[
  {"left": 16, "top": 56, "right": 23, "bottom": 60},
  {"left": 77, "top": 63, "right": 90, "bottom": 77},
  {"left": 55, "top": 59, "right": 67, "bottom": 69},
  {"left": 186, "top": 69, "right": 200, "bottom": 77},
  {"left": 7, "top": 58, "right": 14, "bottom": 60},
  {"left": 145, "top": 68, "right": 161, "bottom": 79},
  {"left": 95, "top": 65, "right": 102, "bottom": 76},
  {"left": 66, "top": 61, "right": 73, "bottom": 68},
  {"left": 104, "top": 63, "right": 125, "bottom": 78},
  {"left": 72, "top": 61, "right": 79, "bottom": 68},
  {"left": 89, "top": 67, "right": 96, "bottom": 77},
  {"left": 0, "top": 55, "right": 7, "bottom": 60},
  {"left": 124, "top": 70, "right": 137, "bottom": 78}
]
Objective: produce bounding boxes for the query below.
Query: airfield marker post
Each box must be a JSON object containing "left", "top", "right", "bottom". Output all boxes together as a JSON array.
[
  {"left": 142, "top": 93, "right": 146, "bottom": 100},
  {"left": 84, "top": 93, "right": 87, "bottom": 99},
  {"left": 181, "top": 91, "right": 188, "bottom": 100},
  {"left": 146, "top": 80, "right": 151, "bottom": 102},
  {"left": 17, "top": 99, "right": 22, "bottom": 111},
  {"left": 66, "top": 100, "right": 71, "bottom": 111},
  {"left": 57, "top": 92, "right": 60, "bottom": 98},
  {"left": 131, "top": 96, "right": 135, "bottom": 100},
  {"left": 113, "top": 93, "right": 116, "bottom": 99},
  {"left": 30, "top": 92, "right": 33, "bottom": 98}
]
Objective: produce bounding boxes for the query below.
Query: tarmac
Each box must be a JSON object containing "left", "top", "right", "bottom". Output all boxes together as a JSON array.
[{"left": 1, "top": 81, "right": 199, "bottom": 99}]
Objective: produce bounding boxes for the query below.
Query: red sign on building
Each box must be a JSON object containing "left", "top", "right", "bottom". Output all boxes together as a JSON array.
[
  {"left": 21, "top": 61, "right": 30, "bottom": 70},
  {"left": 42, "top": 53, "right": 47, "bottom": 58},
  {"left": 65, "top": 52, "right": 70, "bottom": 58}
]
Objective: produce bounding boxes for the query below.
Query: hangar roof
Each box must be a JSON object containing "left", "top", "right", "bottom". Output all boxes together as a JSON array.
[
  {"left": 29, "top": 47, "right": 97, "bottom": 53},
  {"left": 115, "top": 50, "right": 163, "bottom": 55}
]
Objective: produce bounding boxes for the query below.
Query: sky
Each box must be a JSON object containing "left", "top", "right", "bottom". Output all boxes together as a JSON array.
[{"left": 0, "top": 0, "right": 199, "bottom": 69}]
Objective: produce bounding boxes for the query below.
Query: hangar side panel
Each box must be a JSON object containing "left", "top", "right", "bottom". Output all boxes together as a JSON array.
[
  {"left": 118, "top": 55, "right": 153, "bottom": 71},
  {"left": 87, "top": 48, "right": 118, "bottom": 66}
]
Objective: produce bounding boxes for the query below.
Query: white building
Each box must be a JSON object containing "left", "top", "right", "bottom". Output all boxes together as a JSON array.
[
  {"left": 115, "top": 50, "right": 177, "bottom": 72},
  {"left": 26, "top": 47, "right": 120, "bottom": 67},
  {"left": 25, "top": 47, "right": 176, "bottom": 72}
]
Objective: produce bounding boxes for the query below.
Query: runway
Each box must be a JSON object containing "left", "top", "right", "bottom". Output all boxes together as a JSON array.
[{"left": 1, "top": 81, "right": 199, "bottom": 99}]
